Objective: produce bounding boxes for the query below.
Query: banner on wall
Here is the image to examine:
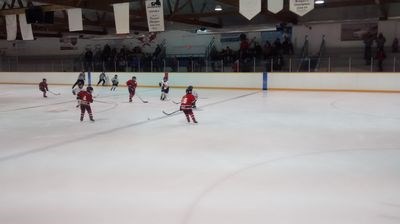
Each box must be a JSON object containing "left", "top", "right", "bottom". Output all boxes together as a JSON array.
[
  {"left": 113, "top": 3, "right": 130, "bottom": 34},
  {"left": 145, "top": 0, "right": 165, "bottom": 32},
  {"left": 220, "top": 33, "right": 242, "bottom": 43},
  {"left": 289, "top": 0, "right": 314, "bottom": 16},
  {"left": 60, "top": 35, "right": 79, "bottom": 50},
  {"left": 341, "top": 23, "right": 378, "bottom": 41},
  {"left": 6, "top": 15, "right": 17, "bottom": 41},
  {"left": 239, "top": 0, "right": 261, "bottom": 20},
  {"left": 18, "top": 14, "right": 34, "bottom": 40},
  {"left": 267, "top": 0, "right": 283, "bottom": 14},
  {"left": 67, "top": 8, "right": 83, "bottom": 31}
]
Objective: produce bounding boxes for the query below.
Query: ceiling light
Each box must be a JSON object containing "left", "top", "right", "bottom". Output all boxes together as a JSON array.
[
  {"left": 215, "top": 5, "right": 222, "bottom": 11},
  {"left": 315, "top": 0, "right": 325, "bottom": 4}
]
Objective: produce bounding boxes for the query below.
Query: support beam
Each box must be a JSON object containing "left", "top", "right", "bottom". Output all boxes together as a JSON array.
[
  {"left": 168, "top": 16, "right": 222, "bottom": 28},
  {"left": 0, "top": 4, "right": 74, "bottom": 16}
]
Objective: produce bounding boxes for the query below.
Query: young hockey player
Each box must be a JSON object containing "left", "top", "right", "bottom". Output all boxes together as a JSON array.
[
  {"left": 39, "top": 78, "right": 49, "bottom": 98},
  {"left": 77, "top": 86, "right": 95, "bottom": 122},
  {"left": 97, "top": 71, "right": 106, "bottom": 86},
  {"left": 72, "top": 71, "right": 85, "bottom": 89},
  {"left": 72, "top": 82, "right": 84, "bottom": 107},
  {"left": 126, "top": 76, "right": 137, "bottom": 102},
  {"left": 180, "top": 87, "right": 198, "bottom": 123},
  {"left": 186, "top": 85, "right": 198, "bottom": 108},
  {"left": 159, "top": 77, "right": 169, "bottom": 101},
  {"left": 111, "top": 75, "right": 119, "bottom": 91}
]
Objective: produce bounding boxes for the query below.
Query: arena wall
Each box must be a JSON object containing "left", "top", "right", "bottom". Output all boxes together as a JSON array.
[{"left": 0, "top": 72, "right": 399, "bottom": 92}]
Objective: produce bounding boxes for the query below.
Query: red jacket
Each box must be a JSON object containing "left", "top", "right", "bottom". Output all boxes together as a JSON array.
[
  {"left": 180, "top": 93, "right": 196, "bottom": 110},
  {"left": 39, "top": 82, "right": 48, "bottom": 91},
  {"left": 126, "top": 80, "right": 137, "bottom": 89},
  {"left": 77, "top": 91, "right": 93, "bottom": 105}
]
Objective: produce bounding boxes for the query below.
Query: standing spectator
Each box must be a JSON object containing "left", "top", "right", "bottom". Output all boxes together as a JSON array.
[
  {"left": 363, "top": 34, "right": 374, "bottom": 65},
  {"left": 273, "top": 38, "right": 282, "bottom": 55},
  {"left": 226, "top": 46, "right": 233, "bottom": 63},
  {"left": 39, "top": 78, "right": 49, "bottom": 98},
  {"left": 376, "top": 33, "right": 386, "bottom": 51},
  {"left": 263, "top": 41, "right": 272, "bottom": 59},
  {"left": 97, "top": 71, "right": 106, "bottom": 86},
  {"left": 282, "top": 37, "right": 294, "bottom": 55},
  {"left": 84, "top": 48, "right": 93, "bottom": 71},
  {"left": 375, "top": 48, "right": 386, "bottom": 72},
  {"left": 72, "top": 71, "right": 85, "bottom": 89},
  {"left": 171, "top": 56, "right": 178, "bottom": 72},
  {"left": 239, "top": 33, "right": 250, "bottom": 60},
  {"left": 126, "top": 76, "right": 137, "bottom": 103},
  {"left": 392, "top": 37, "right": 399, "bottom": 53}
]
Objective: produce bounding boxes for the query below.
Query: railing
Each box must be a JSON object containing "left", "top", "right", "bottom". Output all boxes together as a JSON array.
[{"left": 1, "top": 55, "right": 400, "bottom": 73}]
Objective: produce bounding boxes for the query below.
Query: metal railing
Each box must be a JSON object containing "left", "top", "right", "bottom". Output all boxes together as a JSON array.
[{"left": 1, "top": 55, "right": 400, "bottom": 73}]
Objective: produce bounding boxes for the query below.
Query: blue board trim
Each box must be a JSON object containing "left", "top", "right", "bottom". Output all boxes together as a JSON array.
[{"left": 262, "top": 72, "right": 268, "bottom": 90}]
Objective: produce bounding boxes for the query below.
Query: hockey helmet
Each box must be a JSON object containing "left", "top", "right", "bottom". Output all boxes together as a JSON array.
[{"left": 87, "top": 86, "right": 93, "bottom": 92}]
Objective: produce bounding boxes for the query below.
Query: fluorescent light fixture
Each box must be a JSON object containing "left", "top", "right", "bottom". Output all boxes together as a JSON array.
[
  {"left": 215, "top": 5, "right": 222, "bottom": 11},
  {"left": 315, "top": 0, "right": 325, "bottom": 4}
]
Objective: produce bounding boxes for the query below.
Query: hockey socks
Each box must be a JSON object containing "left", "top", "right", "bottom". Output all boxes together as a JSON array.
[{"left": 185, "top": 114, "right": 198, "bottom": 123}]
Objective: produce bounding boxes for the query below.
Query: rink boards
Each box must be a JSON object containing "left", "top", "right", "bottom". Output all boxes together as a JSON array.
[{"left": 0, "top": 72, "right": 399, "bottom": 92}]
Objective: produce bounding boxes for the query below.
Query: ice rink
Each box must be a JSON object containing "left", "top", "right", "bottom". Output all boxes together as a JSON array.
[{"left": 1, "top": 84, "right": 400, "bottom": 224}]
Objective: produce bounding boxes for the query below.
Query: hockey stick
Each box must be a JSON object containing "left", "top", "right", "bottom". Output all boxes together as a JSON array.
[
  {"left": 172, "top": 100, "right": 180, "bottom": 104},
  {"left": 48, "top": 90, "right": 61, "bottom": 95},
  {"left": 136, "top": 94, "right": 148, "bottom": 103},
  {"left": 162, "top": 109, "right": 180, "bottom": 116}
]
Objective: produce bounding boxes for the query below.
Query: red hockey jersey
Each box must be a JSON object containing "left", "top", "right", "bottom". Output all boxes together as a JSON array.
[
  {"left": 180, "top": 93, "right": 196, "bottom": 110},
  {"left": 77, "top": 91, "right": 93, "bottom": 105},
  {"left": 126, "top": 80, "right": 137, "bottom": 89},
  {"left": 39, "top": 82, "right": 48, "bottom": 91}
]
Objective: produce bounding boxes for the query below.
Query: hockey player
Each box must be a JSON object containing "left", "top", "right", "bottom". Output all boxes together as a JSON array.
[
  {"left": 97, "top": 71, "right": 106, "bottom": 86},
  {"left": 180, "top": 87, "right": 198, "bottom": 123},
  {"left": 77, "top": 86, "right": 95, "bottom": 122},
  {"left": 72, "top": 71, "right": 85, "bottom": 89},
  {"left": 126, "top": 76, "right": 137, "bottom": 102},
  {"left": 72, "top": 82, "right": 84, "bottom": 108},
  {"left": 39, "top": 78, "right": 49, "bottom": 98},
  {"left": 111, "top": 75, "right": 119, "bottom": 91},
  {"left": 186, "top": 85, "right": 198, "bottom": 108},
  {"left": 159, "top": 77, "right": 169, "bottom": 101}
]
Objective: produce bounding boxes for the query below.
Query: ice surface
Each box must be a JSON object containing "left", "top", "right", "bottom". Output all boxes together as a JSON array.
[{"left": 1, "top": 84, "right": 400, "bottom": 224}]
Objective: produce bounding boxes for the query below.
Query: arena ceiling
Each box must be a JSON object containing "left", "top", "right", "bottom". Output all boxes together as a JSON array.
[{"left": 1, "top": 0, "right": 400, "bottom": 39}]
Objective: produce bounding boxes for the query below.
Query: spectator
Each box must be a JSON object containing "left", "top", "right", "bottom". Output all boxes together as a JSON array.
[
  {"left": 375, "top": 48, "right": 386, "bottom": 72},
  {"left": 263, "top": 41, "right": 272, "bottom": 59},
  {"left": 282, "top": 36, "right": 294, "bottom": 55},
  {"left": 171, "top": 56, "right": 178, "bottom": 72},
  {"left": 363, "top": 34, "right": 374, "bottom": 65},
  {"left": 239, "top": 33, "right": 250, "bottom": 60},
  {"left": 392, "top": 37, "right": 399, "bottom": 53},
  {"left": 84, "top": 48, "right": 93, "bottom": 71},
  {"left": 376, "top": 33, "right": 386, "bottom": 51},
  {"left": 273, "top": 38, "right": 282, "bottom": 55}
]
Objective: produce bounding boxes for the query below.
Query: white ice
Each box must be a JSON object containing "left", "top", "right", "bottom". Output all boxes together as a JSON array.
[{"left": 0, "top": 84, "right": 400, "bottom": 224}]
